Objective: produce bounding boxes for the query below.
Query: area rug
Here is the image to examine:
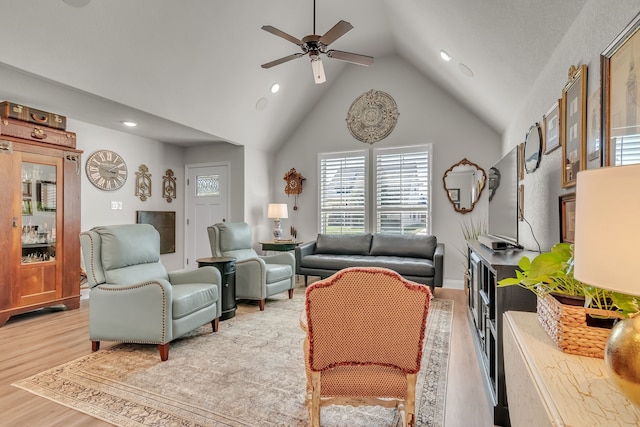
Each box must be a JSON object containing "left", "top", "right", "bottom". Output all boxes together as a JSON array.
[{"left": 13, "top": 288, "right": 453, "bottom": 426}]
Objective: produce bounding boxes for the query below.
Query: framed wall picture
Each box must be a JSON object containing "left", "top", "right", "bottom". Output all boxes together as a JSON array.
[
  {"left": 586, "top": 87, "right": 602, "bottom": 168},
  {"left": 448, "top": 188, "right": 460, "bottom": 202},
  {"left": 543, "top": 101, "right": 560, "bottom": 154},
  {"left": 602, "top": 12, "right": 640, "bottom": 166},
  {"left": 136, "top": 210, "right": 176, "bottom": 254},
  {"left": 560, "top": 64, "right": 587, "bottom": 188},
  {"left": 559, "top": 192, "right": 576, "bottom": 243}
]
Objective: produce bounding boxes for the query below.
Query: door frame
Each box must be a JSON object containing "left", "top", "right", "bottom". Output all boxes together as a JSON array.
[{"left": 183, "top": 161, "right": 230, "bottom": 269}]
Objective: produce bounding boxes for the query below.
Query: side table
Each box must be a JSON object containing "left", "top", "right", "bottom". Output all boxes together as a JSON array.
[
  {"left": 197, "top": 256, "right": 236, "bottom": 320},
  {"left": 259, "top": 240, "right": 301, "bottom": 252}
]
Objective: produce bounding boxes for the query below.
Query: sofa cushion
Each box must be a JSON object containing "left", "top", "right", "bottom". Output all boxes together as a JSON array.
[
  {"left": 370, "top": 234, "right": 437, "bottom": 259},
  {"left": 315, "top": 234, "right": 372, "bottom": 255},
  {"left": 300, "top": 254, "right": 435, "bottom": 277}
]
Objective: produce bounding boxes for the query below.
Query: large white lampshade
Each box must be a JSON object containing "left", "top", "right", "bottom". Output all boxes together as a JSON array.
[
  {"left": 267, "top": 203, "right": 288, "bottom": 239},
  {"left": 574, "top": 163, "right": 640, "bottom": 406}
]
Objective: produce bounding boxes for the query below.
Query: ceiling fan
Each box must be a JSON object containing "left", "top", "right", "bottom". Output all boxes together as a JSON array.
[{"left": 261, "top": 0, "right": 374, "bottom": 84}]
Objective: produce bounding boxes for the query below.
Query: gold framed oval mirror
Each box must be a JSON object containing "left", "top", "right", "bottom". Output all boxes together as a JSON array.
[{"left": 443, "top": 158, "right": 487, "bottom": 214}]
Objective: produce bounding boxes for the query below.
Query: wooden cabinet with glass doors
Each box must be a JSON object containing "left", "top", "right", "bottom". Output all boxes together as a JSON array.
[{"left": 0, "top": 122, "right": 82, "bottom": 327}]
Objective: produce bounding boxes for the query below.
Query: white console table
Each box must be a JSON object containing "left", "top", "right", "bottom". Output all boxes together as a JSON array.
[{"left": 503, "top": 311, "right": 640, "bottom": 426}]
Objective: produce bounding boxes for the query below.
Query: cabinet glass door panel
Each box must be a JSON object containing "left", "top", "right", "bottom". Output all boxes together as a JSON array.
[{"left": 21, "top": 161, "right": 57, "bottom": 264}]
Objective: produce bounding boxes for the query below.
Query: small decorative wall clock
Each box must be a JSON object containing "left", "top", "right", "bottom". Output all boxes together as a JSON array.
[
  {"left": 85, "top": 149, "right": 127, "bottom": 191},
  {"left": 283, "top": 167, "right": 305, "bottom": 210}
]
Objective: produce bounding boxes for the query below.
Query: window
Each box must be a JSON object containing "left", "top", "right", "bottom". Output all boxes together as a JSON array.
[
  {"left": 319, "top": 151, "right": 367, "bottom": 234},
  {"left": 318, "top": 145, "right": 431, "bottom": 235},
  {"left": 374, "top": 146, "right": 430, "bottom": 234}
]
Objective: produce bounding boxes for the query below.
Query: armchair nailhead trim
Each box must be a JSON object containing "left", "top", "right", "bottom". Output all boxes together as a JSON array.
[
  {"left": 96, "top": 281, "right": 168, "bottom": 343},
  {"left": 81, "top": 232, "right": 100, "bottom": 286}
]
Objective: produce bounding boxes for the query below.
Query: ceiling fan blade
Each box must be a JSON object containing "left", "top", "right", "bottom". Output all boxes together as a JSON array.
[
  {"left": 261, "top": 53, "right": 305, "bottom": 69},
  {"left": 319, "top": 20, "right": 353, "bottom": 46},
  {"left": 326, "top": 50, "right": 374, "bottom": 66},
  {"left": 261, "top": 25, "right": 303, "bottom": 46}
]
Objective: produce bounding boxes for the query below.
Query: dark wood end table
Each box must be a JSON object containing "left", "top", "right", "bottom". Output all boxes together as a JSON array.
[{"left": 196, "top": 256, "right": 236, "bottom": 320}]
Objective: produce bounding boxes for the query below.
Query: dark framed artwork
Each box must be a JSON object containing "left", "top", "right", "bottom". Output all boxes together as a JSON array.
[
  {"left": 448, "top": 188, "right": 460, "bottom": 202},
  {"left": 136, "top": 210, "right": 176, "bottom": 254},
  {"left": 561, "top": 64, "right": 587, "bottom": 188},
  {"left": 543, "top": 101, "right": 560, "bottom": 154},
  {"left": 559, "top": 192, "right": 576, "bottom": 243},
  {"left": 602, "top": 12, "right": 640, "bottom": 166}
]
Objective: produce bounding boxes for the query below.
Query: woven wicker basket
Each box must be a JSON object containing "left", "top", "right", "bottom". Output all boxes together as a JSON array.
[{"left": 536, "top": 293, "right": 623, "bottom": 359}]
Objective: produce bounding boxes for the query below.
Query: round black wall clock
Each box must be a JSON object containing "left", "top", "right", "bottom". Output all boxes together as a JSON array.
[{"left": 85, "top": 149, "right": 128, "bottom": 191}]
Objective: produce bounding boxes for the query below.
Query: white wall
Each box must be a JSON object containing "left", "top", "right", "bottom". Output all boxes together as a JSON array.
[
  {"left": 273, "top": 55, "right": 502, "bottom": 280},
  {"left": 503, "top": 1, "right": 640, "bottom": 252},
  {"left": 73, "top": 119, "right": 186, "bottom": 271}
]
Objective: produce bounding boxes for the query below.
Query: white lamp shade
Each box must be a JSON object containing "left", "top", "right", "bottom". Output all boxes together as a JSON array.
[
  {"left": 267, "top": 203, "right": 288, "bottom": 219},
  {"left": 573, "top": 164, "right": 640, "bottom": 296}
]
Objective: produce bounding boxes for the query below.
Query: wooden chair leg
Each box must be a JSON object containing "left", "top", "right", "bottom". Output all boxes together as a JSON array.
[
  {"left": 91, "top": 341, "right": 100, "bottom": 352},
  {"left": 158, "top": 343, "right": 170, "bottom": 361},
  {"left": 288, "top": 289, "right": 294, "bottom": 299},
  {"left": 259, "top": 299, "right": 265, "bottom": 311},
  {"left": 405, "top": 373, "right": 417, "bottom": 427},
  {"left": 311, "top": 372, "right": 321, "bottom": 427},
  {"left": 304, "top": 275, "right": 308, "bottom": 286},
  {"left": 211, "top": 317, "right": 219, "bottom": 332}
]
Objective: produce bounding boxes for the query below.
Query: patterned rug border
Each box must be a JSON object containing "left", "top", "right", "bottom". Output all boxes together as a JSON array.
[{"left": 13, "top": 293, "right": 453, "bottom": 427}]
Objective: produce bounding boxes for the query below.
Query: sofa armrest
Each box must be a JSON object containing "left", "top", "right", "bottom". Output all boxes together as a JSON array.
[
  {"left": 433, "top": 243, "right": 445, "bottom": 288},
  {"left": 295, "top": 241, "right": 317, "bottom": 274}
]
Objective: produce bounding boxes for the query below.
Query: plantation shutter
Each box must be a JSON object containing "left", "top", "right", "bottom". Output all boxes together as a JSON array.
[
  {"left": 374, "top": 146, "right": 431, "bottom": 234},
  {"left": 319, "top": 151, "right": 367, "bottom": 234},
  {"left": 613, "top": 135, "right": 640, "bottom": 165}
]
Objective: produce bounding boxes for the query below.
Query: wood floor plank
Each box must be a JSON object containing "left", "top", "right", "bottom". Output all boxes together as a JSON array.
[{"left": 0, "top": 284, "right": 495, "bottom": 426}]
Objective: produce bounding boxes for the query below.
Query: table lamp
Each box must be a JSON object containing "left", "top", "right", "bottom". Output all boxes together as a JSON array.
[
  {"left": 573, "top": 163, "right": 640, "bottom": 406},
  {"left": 267, "top": 203, "right": 288, "bottom": 240}
]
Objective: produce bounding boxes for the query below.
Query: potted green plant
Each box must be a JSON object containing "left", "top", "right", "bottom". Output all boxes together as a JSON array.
[
  {"left": 497, "top": 243, "right": 638, "bottom": 317},
  {"left": 498, "top": 243, "right": 638, "bottom": 358}
]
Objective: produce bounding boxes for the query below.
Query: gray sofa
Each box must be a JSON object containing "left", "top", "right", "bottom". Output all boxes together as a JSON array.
[{"left": 295, "top": 233, "right": 444, "bottom": 288}]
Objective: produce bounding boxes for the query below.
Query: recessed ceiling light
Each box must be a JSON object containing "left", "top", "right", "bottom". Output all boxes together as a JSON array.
[
  {"left": 440, "top": 50, "right": 452, "bottom": 62},
  {"left": 270, "top": 83, "right": 280, "bottom": 94},
  {"left": 121, "top": 121, "right": 138, "bottom": 127},
  {"left": 459, "top": 63, "right": 474, "bottom": 77},
  {"left": 256, "top": 97, "right": 268, "bottom": 111}
]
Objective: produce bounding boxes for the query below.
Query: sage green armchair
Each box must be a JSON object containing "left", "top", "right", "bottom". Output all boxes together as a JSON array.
[
  {"left": 207, "top": 222, "right": 295, "bottom": 310},
  {"left": 80, "top": 224, "right": 222, "bottom": 361}
]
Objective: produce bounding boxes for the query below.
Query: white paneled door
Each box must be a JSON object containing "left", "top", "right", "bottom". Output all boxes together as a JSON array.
[{"left": 185, "top": 163, "right": 229, "bottom": 269}]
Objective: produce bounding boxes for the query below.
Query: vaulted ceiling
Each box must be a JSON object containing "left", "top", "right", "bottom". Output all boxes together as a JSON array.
[{"left": 0, "top": 0, "right": 588, "bottom": 150}]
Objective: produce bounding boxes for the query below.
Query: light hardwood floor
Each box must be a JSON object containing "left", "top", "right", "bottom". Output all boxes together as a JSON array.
[{"left": 0, "top": 285, "right": 494, "bottom": 427}]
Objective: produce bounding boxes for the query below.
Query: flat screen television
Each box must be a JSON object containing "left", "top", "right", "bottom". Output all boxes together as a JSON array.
[{"left": 486, "top": 146, "right": 519, "bottom": 247}]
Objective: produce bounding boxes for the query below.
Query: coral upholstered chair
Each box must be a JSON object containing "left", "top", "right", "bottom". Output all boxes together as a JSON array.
[{"left": 302, "top": 267, "right": 432, "bottom": 427}]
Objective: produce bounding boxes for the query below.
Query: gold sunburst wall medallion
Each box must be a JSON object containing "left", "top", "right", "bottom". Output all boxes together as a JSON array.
[{"left": 346, "top": 89, "right": 399, "bottom": 144}]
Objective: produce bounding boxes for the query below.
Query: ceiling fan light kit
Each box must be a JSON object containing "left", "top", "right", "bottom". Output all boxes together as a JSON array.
[{"left": 261, "top": 0, "right": 373, "bottom": 84}]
